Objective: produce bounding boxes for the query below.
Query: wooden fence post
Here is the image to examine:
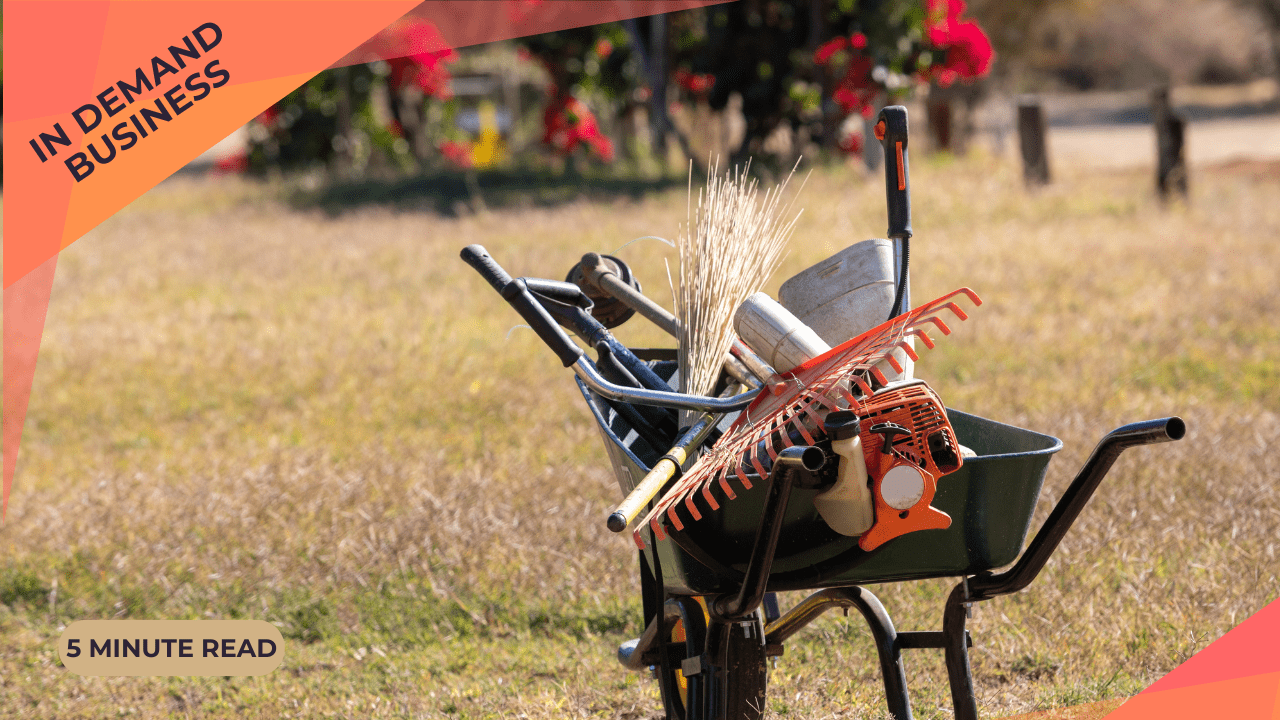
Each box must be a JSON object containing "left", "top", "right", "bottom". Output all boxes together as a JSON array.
[
  {"left": 1152, "top": 86, "right": 1188, "bottom": 200},
  {"left": 1017, "top": 97, "right": 1050, "bottom": 186},
  {"left": 927, "top": 97, "right": 953, "bottom": 153}
]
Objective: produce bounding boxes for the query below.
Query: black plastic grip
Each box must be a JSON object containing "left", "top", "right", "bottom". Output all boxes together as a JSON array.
[
  {"left": 460, "top": 244, "right": 584, "bottom": 368},
  {"left": 501, "top": 279, "right": 585, "bottom": 367},
  {"left": 460, "top": 244, "right": 513, "bottom": 293},
  {"left": 524, "top": 278, "right": 593, "bottom": 308},
  {"left": 876, "top": 106, "right": 912, "bottom": 241}
]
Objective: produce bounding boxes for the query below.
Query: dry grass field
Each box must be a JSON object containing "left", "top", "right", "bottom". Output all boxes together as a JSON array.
[{"left": 1, "top": 150, "right": 1277, "bottom": 719}]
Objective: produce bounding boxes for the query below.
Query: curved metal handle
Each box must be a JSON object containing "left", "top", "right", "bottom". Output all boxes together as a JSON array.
[
  {"left": 573, "top": 357, "right": 761, "bottom": 413},
  {"left": 967, "top": 416, "right": 1186, "bottom": 601}
]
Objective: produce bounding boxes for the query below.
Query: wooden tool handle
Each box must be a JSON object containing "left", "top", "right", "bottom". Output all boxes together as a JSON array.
[{"left": 608, "top": 456, "right": 682, "bottom": 533}]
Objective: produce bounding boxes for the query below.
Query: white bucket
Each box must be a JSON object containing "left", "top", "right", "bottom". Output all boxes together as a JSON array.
[{"left": 778, "top": 238, "right": 912, "bottom": 382}]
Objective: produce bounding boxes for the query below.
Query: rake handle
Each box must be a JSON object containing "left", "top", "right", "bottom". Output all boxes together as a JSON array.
[
  {"left": 608, "top": 411, "right": 721, "bottom": 532},
  {"left": 609, "top": 457, "right": 681, "bottom": 533}
]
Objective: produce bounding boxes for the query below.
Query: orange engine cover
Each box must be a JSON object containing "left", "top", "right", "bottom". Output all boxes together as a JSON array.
[{"left": 856, "top": 380, "right": 963, "bottom": 551}]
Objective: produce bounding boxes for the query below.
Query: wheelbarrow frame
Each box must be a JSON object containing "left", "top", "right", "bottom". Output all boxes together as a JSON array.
[
  {"left": 596, "top": 361, "right": 1185, "bottom": 720},
  {"left": 758, "top": 416, "right": 1186, "bottom": 720},
  {"left": 458, "top": 242, "right": 1186, "bottom": 720}
]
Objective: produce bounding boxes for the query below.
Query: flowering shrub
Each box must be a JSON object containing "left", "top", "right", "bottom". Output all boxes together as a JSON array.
[
  {"left": 385, "top": 20, "right": 457, "bottom": 99},
  {"left": 805, "top": 1, "right": 993, "bottom": 155},
  {"left": 921, "top": 0, "right": 994, "bottom": 87},
  {"left": 542, "top": 90, "right": 615, "bottom": 161}
]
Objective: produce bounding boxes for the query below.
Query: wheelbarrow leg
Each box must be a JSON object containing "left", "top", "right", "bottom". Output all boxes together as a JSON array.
[
  {"left": 943, "top": 584, "right": 979, "bottom": 720},
  {"left": 764, "top": 587, "right": 912, "bottom": 720},
  {"left": 847, "top": 587, "right": 913, "bottom": 720}
]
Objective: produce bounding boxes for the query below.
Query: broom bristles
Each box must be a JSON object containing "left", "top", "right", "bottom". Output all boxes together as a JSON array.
[{"left": 676, "top": 159, "right": 805, "bottom": 425}]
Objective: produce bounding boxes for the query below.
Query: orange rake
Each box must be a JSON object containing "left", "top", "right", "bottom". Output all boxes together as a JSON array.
[{"left": 634, "top": 287, "right": 982, "bottom": 549}]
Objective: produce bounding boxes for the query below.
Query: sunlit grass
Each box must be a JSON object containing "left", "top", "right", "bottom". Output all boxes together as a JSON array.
[{"left": 2, "top": 151, "right": 1278, "bottom": 718}]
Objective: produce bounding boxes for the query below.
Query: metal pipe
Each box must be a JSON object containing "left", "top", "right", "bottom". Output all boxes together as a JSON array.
[
  {"left": 967, "top": 416, "right": 1186, "bottom": 601},
  {"left": 764, "top": 587, "right": 913, "bottom": 720},
  {"left": 579, "top": 252, "right": 776, "bottom": 386},
  {"left": 582, "top": 252, "right": 680, "bottom": 334},
  {"left": 943, "top": 584, "right": 978, "bottom": 720},
  {"left": 573, "top": 356, "right": 761, "bottom": 413},
  {"left": 713, "top": 446, "right": 825, "bottom": 621}
]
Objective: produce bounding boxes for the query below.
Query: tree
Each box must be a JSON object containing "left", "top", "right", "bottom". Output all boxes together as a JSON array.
[{"left": 677, "top": 0, "right": 994, "bottom": 166}]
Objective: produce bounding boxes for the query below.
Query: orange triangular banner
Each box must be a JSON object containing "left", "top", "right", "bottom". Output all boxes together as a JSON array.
[{"left": 1, "top": 0, "right": 732, "bottom": 513}]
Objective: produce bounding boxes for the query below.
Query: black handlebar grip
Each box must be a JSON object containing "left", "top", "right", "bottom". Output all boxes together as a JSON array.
[
  {"left": 875, "top": 106, "right": 912, "bottom": 241},
  {"left": 501, "top": 279, "right": 585, "bottom": 368},
  {"left": 460, "top": 244, "right": 513, "bottom": 293}
]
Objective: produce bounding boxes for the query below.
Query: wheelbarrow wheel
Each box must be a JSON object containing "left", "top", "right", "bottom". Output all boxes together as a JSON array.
[
  {"left": 656, "top": 597, "right": 770, "bottom": 720},
  {"left": 657, "top": 597, "right": 707, "bottom": 720}
]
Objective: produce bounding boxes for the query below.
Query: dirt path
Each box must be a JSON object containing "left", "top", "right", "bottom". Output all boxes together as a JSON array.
[
  {"left": 975, "top": 79, "right": 1280, "bottom": 171},
  {"left": 1049, "top": 115, "right": 1280, "bottom": 170}
]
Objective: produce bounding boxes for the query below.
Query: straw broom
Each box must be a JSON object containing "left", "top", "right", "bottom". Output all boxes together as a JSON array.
[{"left": 675, "top": 160, "right": 805, "bottom": 426}]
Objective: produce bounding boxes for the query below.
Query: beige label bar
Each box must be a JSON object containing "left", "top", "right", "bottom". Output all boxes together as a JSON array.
[{"left": 59, "top": 620, "right": 284, "bottom": 676}]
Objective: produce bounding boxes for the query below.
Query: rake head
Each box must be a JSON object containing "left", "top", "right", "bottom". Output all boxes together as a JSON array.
[{"left": 635, "top": 287, "right": 982, "bottom": 550}]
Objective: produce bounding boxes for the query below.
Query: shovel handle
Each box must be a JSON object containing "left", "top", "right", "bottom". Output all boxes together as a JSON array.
[{"left": 875, "top": 106, "right": 912, "bottom": 241}]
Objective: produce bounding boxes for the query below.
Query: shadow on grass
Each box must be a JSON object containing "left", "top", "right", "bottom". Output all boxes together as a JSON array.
[{"left": 292, "top": 168, "right": 685, "bottom": 216}]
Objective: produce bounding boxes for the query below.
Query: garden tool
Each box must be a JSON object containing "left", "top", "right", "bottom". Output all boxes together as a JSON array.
[{"left": 634, "top": 287, "right": 981, "bottom": 550}]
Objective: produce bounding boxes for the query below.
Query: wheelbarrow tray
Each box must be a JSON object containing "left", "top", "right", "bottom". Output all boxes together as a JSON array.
[{"left": 578, "top": 378, "right": 1062, "bottom": 596}]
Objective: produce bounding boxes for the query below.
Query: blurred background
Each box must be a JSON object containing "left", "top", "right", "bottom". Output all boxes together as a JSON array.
[{"left": 187, "top": 0, "right": 1280, "bottom": 189}]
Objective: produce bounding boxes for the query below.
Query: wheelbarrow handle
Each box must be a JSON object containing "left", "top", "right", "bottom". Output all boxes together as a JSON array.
[
  {"left": 968, "top": 416, "right": 1186, "bottom": 601},
  {"left": 460, "top": 244, "right": 513, "bottom": 293},
  {"left": 461, "top": 244, "right": 585, "bottom": 367}
]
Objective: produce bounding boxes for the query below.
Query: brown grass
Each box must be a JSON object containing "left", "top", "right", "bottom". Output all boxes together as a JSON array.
[{"left": 1, "top": 151, "right": 1277, "bottom": 719}]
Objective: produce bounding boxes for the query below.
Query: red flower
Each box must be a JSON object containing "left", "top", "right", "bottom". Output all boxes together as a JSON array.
[
  {"left": 922, "top": 0, "right": 993, "bottom": 83},
  {"left": 542, "top": 91, "right": 614, "bottom": 162},
  {"left": 674, "top": 68, "right": 716, "bottom": 95},
  {"left": 940, "top": 21, "right": 993, "bottom": 77},
  {"left": 814, "top": 36, "right": 847, "bottom": 65},
  {"left": 595, "top": 37, "right": 614, "bottom": 59},
  {"left": 385, "top": 20, "right": 457, "bottom": 98},
  {"left": 831, "top": 55, "right": 876, "bottom": 116},
  {"left": 925, "top": 0, "right": 968, "bottom": 45},
  {"left": 850, "top": 32, "right": 867, "bottom": 50}
]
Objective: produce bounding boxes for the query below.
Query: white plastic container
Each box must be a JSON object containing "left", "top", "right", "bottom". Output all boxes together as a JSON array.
[
  {"left": 814, "top": 431, "right": 873, "bottom": 536},
  {"left": 779, "top": 238, "right": 913, "bottom": 381}
]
